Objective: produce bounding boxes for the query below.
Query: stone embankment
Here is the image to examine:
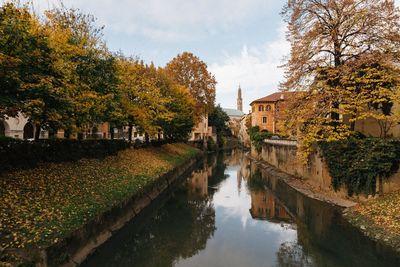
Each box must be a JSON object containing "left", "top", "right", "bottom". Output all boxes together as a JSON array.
[{"left": 0, "top": 144, "right": 202, "bottom": 267}]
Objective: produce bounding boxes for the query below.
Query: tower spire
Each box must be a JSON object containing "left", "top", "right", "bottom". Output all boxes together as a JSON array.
[{"left": 237, "top": 85, "right": 243, "bottom": 112}]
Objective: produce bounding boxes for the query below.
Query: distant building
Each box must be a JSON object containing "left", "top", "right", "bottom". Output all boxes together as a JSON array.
[
  {"left": 189, "top": 114, "right": 216, "bottom": 142},
  {"left": 222, "top": 86, "right": 246, "bottom": 137},
  {"left": 249, "top": 188, "right": 291, "bottom": 223},
  {"left": 237, "top": 85, "right": 243, "bottom": 112},
  {"left": 238, "top": 114, "right": 251, "bottom": 147},
  {"left": 250, "top": 92, "right": 296, "bottom": 133},
  {"left": 0, "top": 114, "right": 45, "bottom": 140},
  {"left": 223, "top": 108, "right": 245, "bottom": 121}
]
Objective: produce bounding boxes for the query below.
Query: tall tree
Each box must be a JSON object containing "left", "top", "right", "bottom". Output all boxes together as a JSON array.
[
  {"left": 165, "top": 52, "right": 216, "bottom": 116},
  {"left": 281, "top": 0, "right": 400, "bottom": 149},
  {"left": 0, "top": 2, "right": 71, "bottom": 139},
  {"left": 45, "top": 7, "right": 118, "bottom": 138},
  {"left": 117, "top": 57, "right": 169, "bottom": 142},
  {"left": 208, "top": 105, "right": 230, "bottom": 145},
  {"left": 156, "top": 70, "right": 196, "bottom": 141}
]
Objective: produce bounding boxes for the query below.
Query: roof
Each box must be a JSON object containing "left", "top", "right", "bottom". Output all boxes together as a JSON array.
[
  {"left": 250, "top": 91, "right": 297, "bottom": 105},
  {"left": 222, "top": 108, "right": 245, "bottom": 118}
]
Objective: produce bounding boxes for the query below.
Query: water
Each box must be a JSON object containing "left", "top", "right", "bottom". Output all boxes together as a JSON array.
[{"left": 83, "top": 150, "right": 400, "bottom": 267}]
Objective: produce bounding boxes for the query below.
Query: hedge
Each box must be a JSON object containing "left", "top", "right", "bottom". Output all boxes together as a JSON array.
[{"left": 0, "top": 138, "right": 130, "bottom": 172}]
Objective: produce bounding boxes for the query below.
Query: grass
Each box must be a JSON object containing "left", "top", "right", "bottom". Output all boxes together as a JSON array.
[
  {"left": 345, "top": 190, "right": 400, "bottom": 250},
  {"left": 0, "top": 143, "right": 199, "bottom": 251}
]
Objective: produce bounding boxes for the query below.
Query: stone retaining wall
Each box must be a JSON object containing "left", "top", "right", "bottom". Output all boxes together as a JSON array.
[{"left": 253, "top": 141, "right": 400, "bottom": 197}]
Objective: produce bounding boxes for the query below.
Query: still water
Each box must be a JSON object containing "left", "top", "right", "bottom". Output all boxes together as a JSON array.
[{"left": 83, "top": 150, "right": 400, "bottom": 267}]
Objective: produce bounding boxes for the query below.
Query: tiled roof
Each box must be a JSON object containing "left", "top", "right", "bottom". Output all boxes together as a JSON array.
[
  {"left": 222, "top": 108, "right": 245, "bottom": 117},
  {"left": 250, "top": 91, "right": 297, "bottom": 104}
]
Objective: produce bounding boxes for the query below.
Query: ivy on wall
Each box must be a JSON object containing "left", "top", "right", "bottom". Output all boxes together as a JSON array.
[
  {"left": 319, "top": 138, "right": 400, "bottom": 196},
  {"left": 249, "top": 126, "right": 273, "bottom": 152}
]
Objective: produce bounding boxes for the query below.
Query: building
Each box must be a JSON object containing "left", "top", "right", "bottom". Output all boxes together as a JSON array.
[
  {"left": 189, "top": 114, "right": 215, "bottom": 142},
  {"left": 249, "top": 188, "right": 291, "bottom": 222},
  {"left": 222, "top": 86, "right": 246, "bottom": 137},
  {"left": 237, "top": 85, "right": 243, "bottom": 112},
  {"left": 238, "top": 114, "right": 251, "bottom": 147},
  {"left": 250, "top": 92, "right": 296, "bottom": 133},
  {"left": 0, "top": 114, "right": 45, "bottom": 140}
]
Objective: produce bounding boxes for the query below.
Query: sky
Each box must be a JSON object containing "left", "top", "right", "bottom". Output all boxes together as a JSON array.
[{"left": 12, "top": 0, "right": 400, "bottom": 113}]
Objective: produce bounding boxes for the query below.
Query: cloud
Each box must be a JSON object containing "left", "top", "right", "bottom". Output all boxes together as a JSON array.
[
  {"left": 27, "top": 0, "right": 279, "bottom": 42},
  {"left": 210, "top": 24, "right": 290, "bottom": 111}
]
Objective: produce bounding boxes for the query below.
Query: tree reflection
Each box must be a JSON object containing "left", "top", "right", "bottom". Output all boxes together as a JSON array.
[
  {"left": 276, "top": 241, "right": 314, "bottom": 267},
  {"left": 84, "top": 166, "right": 217, "bottom": 267}
]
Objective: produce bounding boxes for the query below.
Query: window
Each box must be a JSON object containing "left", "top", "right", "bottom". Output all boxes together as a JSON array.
[
  {"left": 258, "top": 105, "right": 264, "bottom": 112},
  {"left": 266, "top": 105, "right": 271, "bottom": 111},
  {"left": 262, "top": 117, "right": 267, "bottom": 124}
]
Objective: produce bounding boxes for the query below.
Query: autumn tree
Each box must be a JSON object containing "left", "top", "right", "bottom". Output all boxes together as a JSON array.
[
  {"left": 156, "top": 70, "right": 196, "bottom": 141},
  {"left": 281, "top": 0, "right": 400, "bottom": 148},
  {"left": 45, "top": 7, "right": 120, "bottom": 138},
  {"left": 0, "top": 2, "right": 73, "bottom": 140},
  {"left": 165, "top": 52, "right": 216, "bottom": 116},
  {"left": 117, "top": 57, "right": 170, "bottom": 142}
]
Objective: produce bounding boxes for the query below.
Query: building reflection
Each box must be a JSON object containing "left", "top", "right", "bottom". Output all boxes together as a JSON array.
[
  {"left": 249, "top": 189, "right": 291, "bottom": 223},
  {"left": 190, "top": 166, "right": 210, "bottom": 197},
  {"left": 188, "top": 155, "right": 217, "bottom": 198}
]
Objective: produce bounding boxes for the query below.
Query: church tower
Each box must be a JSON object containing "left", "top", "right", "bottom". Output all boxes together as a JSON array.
[{"left": 237, "top": 85, "right": 243, "bottom": 112}]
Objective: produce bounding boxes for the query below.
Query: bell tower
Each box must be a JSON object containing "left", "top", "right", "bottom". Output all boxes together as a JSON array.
[{"left": 237, "top": 85, "right": 243, "bottom": 112}]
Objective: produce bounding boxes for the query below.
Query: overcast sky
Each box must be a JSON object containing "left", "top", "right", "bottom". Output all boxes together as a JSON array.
[{"left": 9, "top": 0, "right": 400, "bottom": 113}]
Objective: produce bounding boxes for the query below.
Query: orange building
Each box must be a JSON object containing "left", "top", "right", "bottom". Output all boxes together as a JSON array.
[
  {"left": 250, "top": 92, "right": 296, "bottom": 133},
  {"left": 249, "top": 189, "right": 291, "bottom": 222}
]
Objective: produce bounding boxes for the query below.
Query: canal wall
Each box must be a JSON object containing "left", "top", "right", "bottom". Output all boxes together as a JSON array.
[
  {"left": 252, "top": 140, "right": 400, "bottom": 197},
  {"left": 13, "top": 152, "right": 204, "bottom": 267}
]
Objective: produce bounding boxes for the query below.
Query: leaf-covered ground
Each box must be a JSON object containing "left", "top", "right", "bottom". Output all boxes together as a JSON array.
[
  {"left": 0, "top": 143, "right": 199, "bottom": 252},
  {"left": 345, "top": 191, "right": 400, "bottom": 250}
]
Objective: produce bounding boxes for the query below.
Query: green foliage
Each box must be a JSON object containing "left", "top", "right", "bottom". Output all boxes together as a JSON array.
[
  {"left": 319, "top": 138, "right": 400, "bottom": 196},
  {"left": 0, "top": 3, "right": 204, "bottom": 142},
  {"left": 247, "top": 169, "right": 267, "bottom": 192},
  {"left": 0, "top": 139, "right": 130, "bottom": 172},
  {"left": 248, "top": 126, "right": 273, "bottom": 152},
  {"left": 207, "top": 138, "right": 218, "bottom": 152},
  {"left": 208, "top": 104, "right": 230, "bottom": 147}
]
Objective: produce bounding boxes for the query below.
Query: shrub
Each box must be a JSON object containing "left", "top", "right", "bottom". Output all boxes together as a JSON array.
[
  {"left": 249, "top": 126, "right": 273, "bottom": 152},
  {"left": 0, "top": 139, "right": 130, "bottom": 173},
  {"left": 319, "top": 138, "right": 400, "bottom": 196}
]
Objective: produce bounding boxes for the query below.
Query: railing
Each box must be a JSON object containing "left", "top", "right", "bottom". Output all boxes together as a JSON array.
[{"left": 264, "top": 139, "right": 298, "bottom": 147}]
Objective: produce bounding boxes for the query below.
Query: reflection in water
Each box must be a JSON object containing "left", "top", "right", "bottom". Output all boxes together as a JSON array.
[{"left": 83, "top": 150, "right": 400, "bottom": 267}]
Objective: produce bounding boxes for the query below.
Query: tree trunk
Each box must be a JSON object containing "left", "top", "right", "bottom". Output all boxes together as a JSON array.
[
  {"left": 145, "top": 132, "right": 150, "bottom": 144},
  {"left": 350, "top": 114, "right": 356, "bottom": 132},
  {"left": 34, "top": 124, "right": 41, "bottom": 140},
  {"left": 378, "top": 176, "right": 384, "bottom": 196},
  {"left": 128, "top": 124, "right": 133, "bottom": 143},
  {"left": 64, "top": 130, "right": 71, "bottom": 139},
  {"left": 110, "top": 127, "right": 115, "bottom": 140}
]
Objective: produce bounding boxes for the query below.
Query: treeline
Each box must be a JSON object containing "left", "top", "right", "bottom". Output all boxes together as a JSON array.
[{"left": 0, "top": 2, "right": 216, "bottom": 141}]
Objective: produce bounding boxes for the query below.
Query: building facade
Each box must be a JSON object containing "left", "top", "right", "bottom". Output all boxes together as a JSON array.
[{"left": 250, "top": 92, "right": 295, "bottom": 133}]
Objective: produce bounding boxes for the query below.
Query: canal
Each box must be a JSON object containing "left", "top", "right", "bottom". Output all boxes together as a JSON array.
[{"left": 83, "top": 150, "right": 400, "bottom": 267}]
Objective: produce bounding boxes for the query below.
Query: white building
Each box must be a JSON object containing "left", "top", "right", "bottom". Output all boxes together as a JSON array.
[{"left": 0, "top": 114, "right": 44, "bottom": 140}]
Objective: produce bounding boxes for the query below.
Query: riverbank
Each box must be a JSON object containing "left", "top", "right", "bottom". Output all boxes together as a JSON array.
[
  {"left": 247, "top": 153, "right": 356, "bottom": 208},
  {"left": 0, "top": 143, "right": 200, "bottom": 266},
  {"left": 344, "top": 190, "right": 400, "bottom": 252},
  {"left": 249, "top": 147, "right": 400, "bottom": 255}
]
